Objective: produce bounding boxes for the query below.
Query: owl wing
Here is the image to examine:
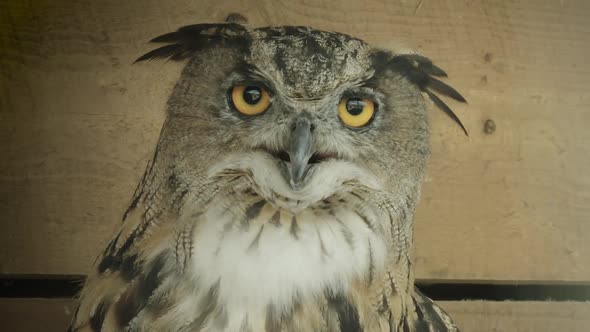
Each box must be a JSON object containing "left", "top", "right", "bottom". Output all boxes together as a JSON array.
[
  {"left": 67, "top": 223, "right": 180, "bottom": 332},
  {"left": 408, "top": 288, "right": 460, "bottom": 332},
  {"left": 66, "top": 171, "right": 187, "bottom": 332}
]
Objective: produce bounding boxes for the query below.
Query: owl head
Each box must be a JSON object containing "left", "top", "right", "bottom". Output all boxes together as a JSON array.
[{"left": 137, "top": 23, "right": 465, "bottom": 213}]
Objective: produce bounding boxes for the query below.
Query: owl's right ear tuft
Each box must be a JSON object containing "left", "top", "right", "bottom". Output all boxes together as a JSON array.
[
  {"left": 134, "top": 23, "right": 251, "bottom": 63},
  {"left": 388, "top": 54, "right": 469, "bottom": 136}
]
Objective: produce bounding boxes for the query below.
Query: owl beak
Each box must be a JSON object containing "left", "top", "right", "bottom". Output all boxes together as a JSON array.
[{"left": 287, "top": 117, "right": 314, "bottom": 189}]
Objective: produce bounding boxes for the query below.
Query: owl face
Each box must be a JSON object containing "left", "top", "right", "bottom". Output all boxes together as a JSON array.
[{"left": 140, "top": 24, "right": 463, "bottom": 211}]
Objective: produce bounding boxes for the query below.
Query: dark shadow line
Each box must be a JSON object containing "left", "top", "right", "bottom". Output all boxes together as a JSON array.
[{"left": 1, "top": 275, "right": 589, "bottom": 301}]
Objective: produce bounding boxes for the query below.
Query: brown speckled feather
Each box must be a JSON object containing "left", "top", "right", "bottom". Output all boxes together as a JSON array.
[{"left": 70, "top": 22, "right": 464, "bottom": 332}]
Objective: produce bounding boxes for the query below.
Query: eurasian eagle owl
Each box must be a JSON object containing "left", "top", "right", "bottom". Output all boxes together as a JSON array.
[{"left": 69, "top": 21, "right": 466, "bottom": 332}]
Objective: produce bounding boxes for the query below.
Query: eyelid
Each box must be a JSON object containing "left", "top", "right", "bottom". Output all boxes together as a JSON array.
[
  {"left": 339, "top": 92, "right": 380, "bottom": 108},
  {"left": 340, "top": 87, "right": 379, "bottom": 101},
  {"left": 230, "top": 76, "right": 275, "bottom": 97}
]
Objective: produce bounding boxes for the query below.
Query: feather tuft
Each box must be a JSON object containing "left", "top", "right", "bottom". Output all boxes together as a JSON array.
[
  {"left": 426, "top": 90, "right": 469, "bottom": 136},
  {"left": 388, "top": 54, "right": 468, "bottom": 136},
  {"left": 135, "top": 23, "right": 250, "bottom": 63}
]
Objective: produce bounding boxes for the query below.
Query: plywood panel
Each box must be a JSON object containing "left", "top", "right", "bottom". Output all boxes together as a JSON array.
[
  {"left": 1, "top": 299, "right": 588, "bottom": 332},
  {"left": 0, "top": 298, "right": 74, "bottom": 332},
  {"left": 1, "top": 0, "right": 589, "bottom": 280},
  {"left": 439, "top": 301, "right": 590, "bottom": 332}
]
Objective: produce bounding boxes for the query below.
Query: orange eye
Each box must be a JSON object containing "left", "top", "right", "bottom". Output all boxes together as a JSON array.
[
  {"left": 338, "top": 97, "right": 376, "bottom": 128},
  {"left": 230, "top": 85, "right": 271, "bottom": 116}
]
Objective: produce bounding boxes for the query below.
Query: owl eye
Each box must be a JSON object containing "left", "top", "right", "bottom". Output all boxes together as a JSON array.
[
  {"left": 338, "top": 97, "right": 376, "bottom": 128},
  {"left": 229, "top": 85, "right": 271, "bottom": 116}
]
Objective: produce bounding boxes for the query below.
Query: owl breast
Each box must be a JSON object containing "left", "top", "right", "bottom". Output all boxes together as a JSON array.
[{"left": 187, "top": 193, "right": 387, "bottom": 330}]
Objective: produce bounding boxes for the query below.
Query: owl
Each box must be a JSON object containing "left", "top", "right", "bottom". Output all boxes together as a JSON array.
[{"left": 69, "top": 21, "right": 466, "bottom": 332}]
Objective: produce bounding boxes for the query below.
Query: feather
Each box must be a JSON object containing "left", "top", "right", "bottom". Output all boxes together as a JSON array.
[
  {"left": 71, "top": 24, "right": 466, "bottom": 332},
  {"left": 426, "top": 90, "right": 469, "bottom": 136},
  {"left": 134, "top": 44, "right": 185, "bottom": 62},
  {"left": 400, "top": 54, "right": 448, "bottom": 77},
  {"left": 388, "top": 54, "right": 468, "bottom": 136},
  {"left": 412, "top": 288, "right": 461, "bottom": 332},
  {"left": 135, "top": 23, "right": 250, "bottom": 63},
  {"left": 425, "top": 63, "right": 447, "bottom": 77},
  {"left": 327, "top": 293, "right": 363, "bottom": 332},
  {"left": 149, "top": 31, "right": 182, "bottom": 43},
  {"left": 89, "top": 301, "right": 108, "bottom": 331},
  {"left": 427, "top": 76, "right": 466, "bottom": 103}
]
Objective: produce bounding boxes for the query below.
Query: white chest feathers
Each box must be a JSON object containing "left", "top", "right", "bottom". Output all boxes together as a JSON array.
[{"left": 188, "top": 197, "right": 386, "bottom": 329}]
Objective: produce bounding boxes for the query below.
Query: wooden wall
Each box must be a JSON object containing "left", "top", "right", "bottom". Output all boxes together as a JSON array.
[{"left": 1, "top": 0, "right": 589, "bottom": 330}]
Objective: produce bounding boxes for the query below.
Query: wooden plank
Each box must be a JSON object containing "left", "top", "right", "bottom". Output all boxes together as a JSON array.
[
  {"left": 439, "top": 301, "right": 590, "bottom": 332},
  {"left": 1, "top": 299, "right": 588, "bottom": 332},
  {"left": 0, "top": 298, "right": 74, "bottom": 332},
  {"left": 1, "top": 0, "right": 589, "bottom": 280}
]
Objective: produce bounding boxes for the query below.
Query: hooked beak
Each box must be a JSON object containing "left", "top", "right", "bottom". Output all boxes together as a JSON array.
[{"left": 286, "top": 117, "right": 314, "bottom": 189}]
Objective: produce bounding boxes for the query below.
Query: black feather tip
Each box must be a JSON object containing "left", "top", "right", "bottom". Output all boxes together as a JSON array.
[
  {"left": 389, "top": 54, "right": 468, "bottom": 136},
  {"left": 426, "top": 90, "right": 468, "bottom": 136},
  {"left": 134, "top": 23, "right": 250, "bottom": 63}
]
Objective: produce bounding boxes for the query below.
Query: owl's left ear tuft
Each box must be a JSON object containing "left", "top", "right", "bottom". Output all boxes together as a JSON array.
[
  {"left": 388, "top": 54, "right": 469, "bottom": 136},
  {"left": 134, "top": 23, "right": 251, "bottom": 63}
]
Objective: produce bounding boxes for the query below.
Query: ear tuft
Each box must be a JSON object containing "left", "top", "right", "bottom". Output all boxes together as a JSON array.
[
  {"left": 389, "top": 54, "right": 468, "bottom": 136},
  {"left": 134, "top": 23, "right": 250, "bottom": 63}
]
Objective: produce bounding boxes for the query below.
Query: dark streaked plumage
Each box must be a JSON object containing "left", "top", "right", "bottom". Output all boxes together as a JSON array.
[
  {"left": 135, "top": 23, "right": 251, "bottom": 62},
  {"left": 139, "top": 24, "right": 466, "bottom": 134},
  {"left": 69, "top": 21, "right": 464, "bottom": 332},
  {"left": 387, "top": 54, "right": 468, "bottom": 135}
]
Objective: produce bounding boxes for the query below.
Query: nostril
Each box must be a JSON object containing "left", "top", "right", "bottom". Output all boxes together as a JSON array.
[
  {"left": 276, "top": 151, "right": 291, "bottom": 162},
  {"left": 308, "top": 152, "right": 338, "bottom": 164},
  {"left": 308, "top": 152, "right": 323, "bottom": 164}
]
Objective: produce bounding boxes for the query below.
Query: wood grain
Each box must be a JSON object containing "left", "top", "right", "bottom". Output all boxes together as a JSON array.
[
  {"left": 0, "top": 298, "right": 74, "bottom": 332},
  {"left": 439, "top": 301, "right": 590, "bottom": 332},
  {"left": 1, "top": 0, "right": 589, "bottom": 281},
  {"left": 1, "top": 299, "right": 588, "bottom": 332}
]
